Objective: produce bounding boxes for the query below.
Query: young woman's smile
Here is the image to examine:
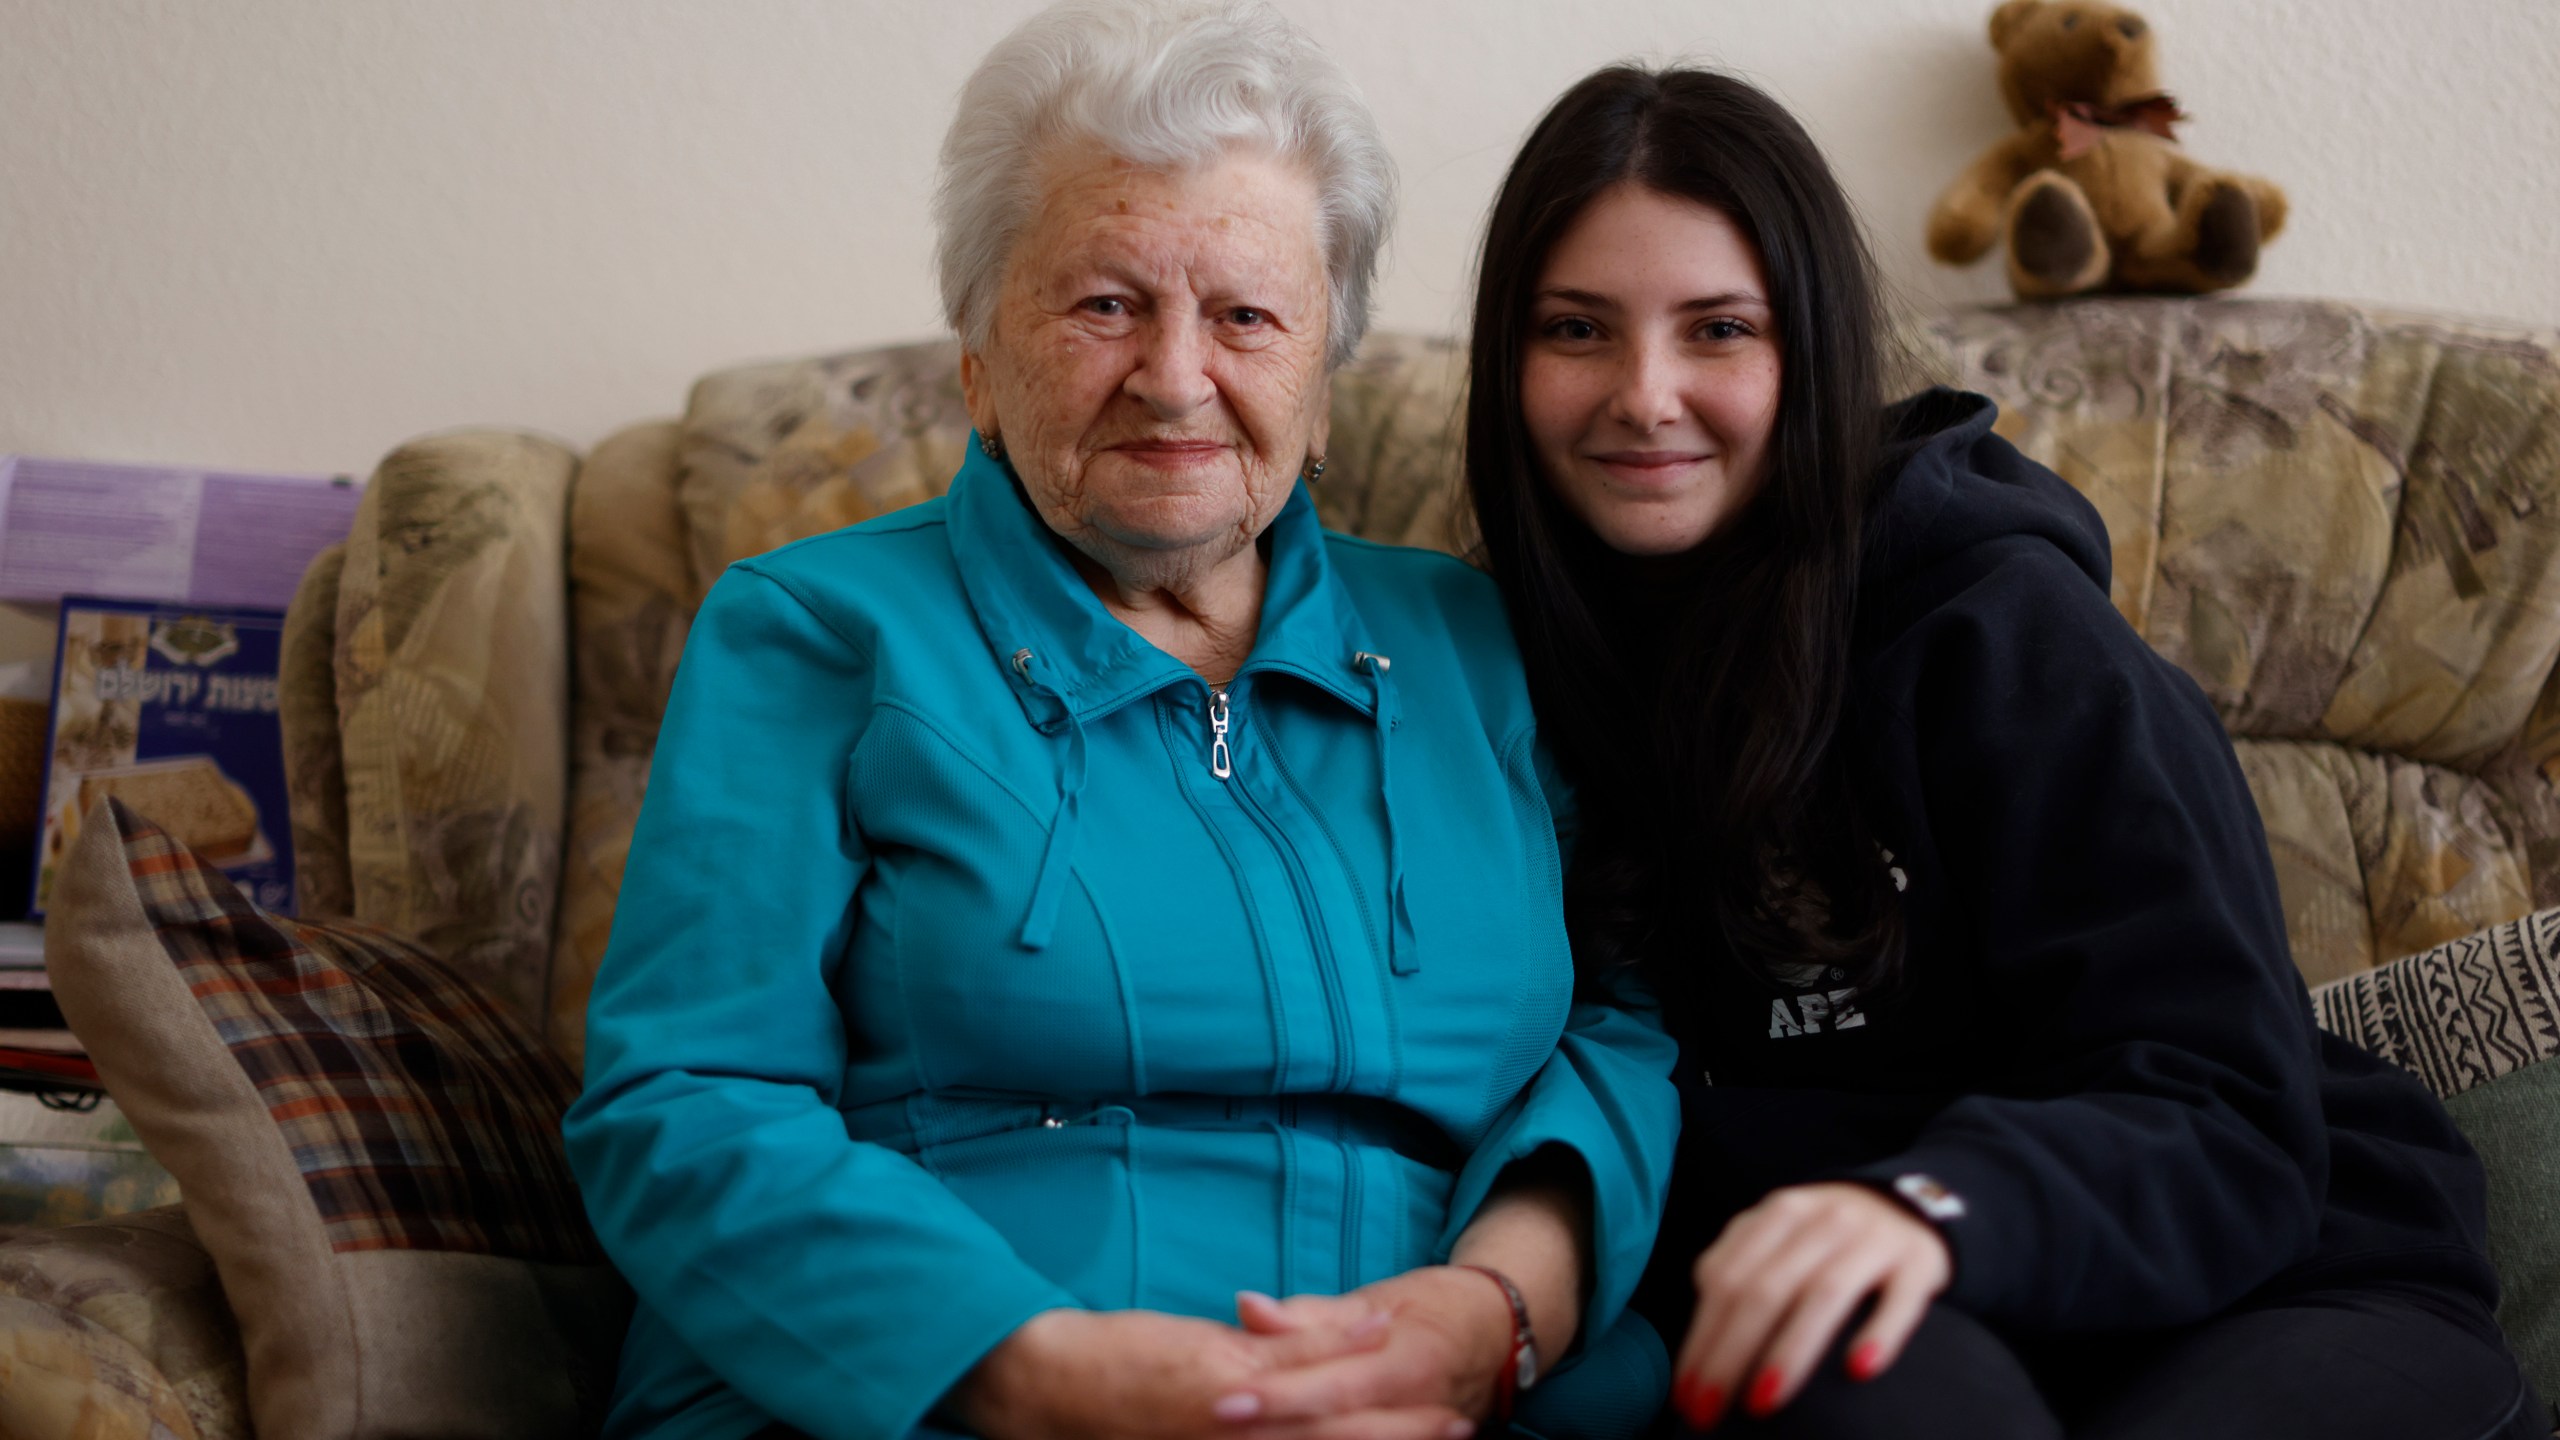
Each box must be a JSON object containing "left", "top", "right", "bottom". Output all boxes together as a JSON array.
[{"left": 1521, "top": 181, "right": 1782, "bottom": 556}]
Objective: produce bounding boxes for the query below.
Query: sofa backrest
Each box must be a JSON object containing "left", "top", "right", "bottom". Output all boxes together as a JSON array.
[
  {"left": 283, "top": 299, "right": 2560, "bottom": 1065},
  {"left": 1906, "top": 300, "right": 2560, "bottom": 986}
]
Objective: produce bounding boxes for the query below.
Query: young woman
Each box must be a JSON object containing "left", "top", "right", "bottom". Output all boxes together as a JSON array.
[{"left": 1464, "top": 66, "right": 2543, "bottom": 1439}]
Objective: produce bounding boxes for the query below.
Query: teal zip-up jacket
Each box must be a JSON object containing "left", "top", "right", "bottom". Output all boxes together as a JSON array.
[{"left": 564, "top": 444, "right": 1681, "bottom": 1440}]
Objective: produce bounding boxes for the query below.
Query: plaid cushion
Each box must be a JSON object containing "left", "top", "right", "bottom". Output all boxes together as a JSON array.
[
  {"left": 47, "top": 798, "right": 625, "bottom": 1439},
  {"left": 123, "top": 802, "right": 596, "bottom": 1260},
  {"left": 2312, "top": 906, "right": 2560, "bottom": 1101}
]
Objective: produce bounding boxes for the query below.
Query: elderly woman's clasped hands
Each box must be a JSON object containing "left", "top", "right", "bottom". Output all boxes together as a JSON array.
[
  {"left": 957, "top": 1278, "right": 1491, "bottom": 1439},
  {"left": 956, "top": 1174, "right": 1590, "bottom": 1438}
]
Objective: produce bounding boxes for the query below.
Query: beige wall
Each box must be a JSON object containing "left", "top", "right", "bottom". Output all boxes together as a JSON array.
[{"left": 4, "top": 0, "right": 2556, "bottom": 478}]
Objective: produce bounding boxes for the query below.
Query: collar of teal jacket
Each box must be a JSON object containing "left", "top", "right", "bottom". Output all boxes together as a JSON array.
[
  {"left": 943, "top": 434, "right": 1383, "bottom": 725},
  {"left": 943, "top": 435, "right": 1417, "bottom": 970}
]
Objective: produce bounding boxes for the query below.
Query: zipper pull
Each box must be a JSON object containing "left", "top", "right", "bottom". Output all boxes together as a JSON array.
[{"left": 1208, "top": 688, "right": 1233, "bottom": 780}]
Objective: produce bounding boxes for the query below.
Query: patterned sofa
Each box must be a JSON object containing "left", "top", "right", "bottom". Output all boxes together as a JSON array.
[{"left": 3, "top": 297, "right": 2558, "bottom": 1437}]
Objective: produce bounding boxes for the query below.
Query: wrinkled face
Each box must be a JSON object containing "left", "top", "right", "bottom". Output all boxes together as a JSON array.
[
  {"left": 1521, "top": 183, "right": 1782, "bottom": 557},
  {"left": 961, "top": 144, "right": 1332, "bottom": 581}
]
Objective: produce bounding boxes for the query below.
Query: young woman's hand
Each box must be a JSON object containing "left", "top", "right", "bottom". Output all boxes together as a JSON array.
[
  {"left": 1672, "top": 1182, "right": 1950, "bottom": 1428},
  {"left": 949, "top": 1305, "right": 1408, "bottom": 1440}
]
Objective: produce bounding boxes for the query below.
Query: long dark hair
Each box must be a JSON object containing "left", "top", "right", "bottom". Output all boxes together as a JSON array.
[{"left": 1466, "top": 66, "right": 1904, "bottom": 1013}]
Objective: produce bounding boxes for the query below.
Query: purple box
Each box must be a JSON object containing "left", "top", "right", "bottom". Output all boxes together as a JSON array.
[{"left": 0, "top": 456, "right": 360, "bottom": 610}]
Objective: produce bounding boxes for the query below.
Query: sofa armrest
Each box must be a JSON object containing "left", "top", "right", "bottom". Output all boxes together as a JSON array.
[
  {"left": 335, "top": 429, "right": 578, "bottom": 1037},
  {"left": 0, "top": 1205, "right": 248, "bottom": 1439}
]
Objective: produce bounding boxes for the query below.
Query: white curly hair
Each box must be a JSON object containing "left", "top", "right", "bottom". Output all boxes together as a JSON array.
[{"left": 932, "top": 0, "right": 1396, "bottom": 371}]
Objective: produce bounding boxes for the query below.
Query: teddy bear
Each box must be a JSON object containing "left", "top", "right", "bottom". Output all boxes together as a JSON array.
[{"left": 1926, "top": 0, "right": 2287, "bottom": 299}]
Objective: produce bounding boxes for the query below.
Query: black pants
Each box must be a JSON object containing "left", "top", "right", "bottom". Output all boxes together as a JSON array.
[{"left": 1686, "top": 1285, "right": 2545, "bottom": 1440}]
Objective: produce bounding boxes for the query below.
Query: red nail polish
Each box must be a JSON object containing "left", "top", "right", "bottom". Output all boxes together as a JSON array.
[
  {"left": 1847, "top": 1341, "right": 1885, "bottom": 1382},
  {"left": 1677, "top": 1376, "right": 1728, "bottom": 1431},
  {"left": 1745, "top": 1367, "right": 1785, "bottom": 1418}
]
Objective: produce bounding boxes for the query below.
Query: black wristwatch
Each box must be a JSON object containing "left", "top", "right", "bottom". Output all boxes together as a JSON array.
[{"left": 1459, "top": 1264, "right": 1540, "bottom": 1419}]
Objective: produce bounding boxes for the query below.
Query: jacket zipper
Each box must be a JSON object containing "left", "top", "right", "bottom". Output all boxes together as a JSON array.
[{"left": 1209, "top": 688, "right": 1233, "bottom": 779}]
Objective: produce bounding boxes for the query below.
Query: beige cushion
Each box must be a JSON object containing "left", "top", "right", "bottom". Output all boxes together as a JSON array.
[
  {"left": 676, "top": 341, "right": 971, "bottom": 607},
  {"left": 45, "top": 800, "right": 626, "bottom": 1440},
  {"left": 0, "top": 1207, "right": 247, "bottom": 1440},
  {"left": 2234, "top": 739, "right": 2536, "bottom": 988},
  {"left": 334, "top": 431, "right": 573, "bottom": 1035},
  {"left": 0, "top": 1288, "right": 205, "bottom": 1439},
  {"left": 1306, "top": 331, "right": 1472, "bottom": 553},
  {"left": 1916, "top": 300, "right": 2560, "bottom": 976}
]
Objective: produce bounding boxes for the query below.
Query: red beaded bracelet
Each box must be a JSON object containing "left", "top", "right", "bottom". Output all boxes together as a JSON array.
[{"left": 1457, "top": 1264, "right": 1539, "bottom": 1424}]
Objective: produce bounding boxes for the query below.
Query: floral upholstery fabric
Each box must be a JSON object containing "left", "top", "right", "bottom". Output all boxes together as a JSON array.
[
  {"left": 0, "top": 1207, "right": 247, "bottom": 1440},
  {"left": 279, "top": 543, "right": 352, "bottom": 920},
  {"left": 333, "top": 432, "right": 573, "bottom": 1036},
  {"left": 0, "top": 1289, "right": 207, "bottom": 1440},
  {"left": 550, "top": 421, "right": 691, "bottom": 1066},
  {"left": 1908, "top": 300, "right": 2560, "bottom": 977},
  {"left": 2230, "top": 738, "right": 2538, "bottom": 986},
  {"left": 1301, "top": 332, "right": 1473, "bottom": 552},
  {"left": 675, "top": 340, "right": 973, "bottom": 608}
]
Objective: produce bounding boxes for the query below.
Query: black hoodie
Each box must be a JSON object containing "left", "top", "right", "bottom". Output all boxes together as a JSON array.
[{"left": 1642, "top": 389, "right": 2499, "bottom": 1339}]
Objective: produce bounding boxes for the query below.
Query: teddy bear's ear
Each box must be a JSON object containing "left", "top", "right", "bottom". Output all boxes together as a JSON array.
[{"left": 1988, "top": 0, "right": 2044, "bottom": 49}]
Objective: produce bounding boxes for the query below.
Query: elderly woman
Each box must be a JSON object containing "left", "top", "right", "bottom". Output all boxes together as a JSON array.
[{"left": 562, "top": 4, "right": 1679, "bottom": 1438}]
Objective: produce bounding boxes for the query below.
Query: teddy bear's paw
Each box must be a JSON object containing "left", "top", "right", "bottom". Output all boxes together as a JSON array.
[
  {"left": 2192, "top": 181, "right": 2263, "bottom": 286},
  {"left": 2004, "top": 171, "right": 2109, "bottom": 298}
]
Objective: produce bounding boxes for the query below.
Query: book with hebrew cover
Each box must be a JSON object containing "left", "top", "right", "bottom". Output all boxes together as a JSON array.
[{"left": 31, "top": 598, "right": 294, "bottom": 917}]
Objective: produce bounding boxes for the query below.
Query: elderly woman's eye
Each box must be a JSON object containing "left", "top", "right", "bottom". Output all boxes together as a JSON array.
[
  {"left": 1082, "top": 296, "right": 1130, "bottom": 317},
  {"left": 1226, "top": 307, "right": 1269, "bottom": 327}
]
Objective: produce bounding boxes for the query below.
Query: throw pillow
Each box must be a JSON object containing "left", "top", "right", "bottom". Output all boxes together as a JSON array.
[
  {"left": 45, "top": 799, "right": 628, "bottom": 1440},
  {"left": 2311, "top": 906, "right": 2560, "bottom": 1409}
]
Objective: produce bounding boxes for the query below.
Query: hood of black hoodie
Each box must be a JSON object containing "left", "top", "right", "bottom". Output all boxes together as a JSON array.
[{"left": 1860, "top": 389, "right": 2114, "bottom": 637}]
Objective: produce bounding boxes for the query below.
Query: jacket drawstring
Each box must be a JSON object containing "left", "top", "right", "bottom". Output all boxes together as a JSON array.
[
  {"left": 1014, "top": 650, "right": 1087, "bottom": 950},
  {"left": 1354, "top": 652, "right": 1417, "bottom": 974}
]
